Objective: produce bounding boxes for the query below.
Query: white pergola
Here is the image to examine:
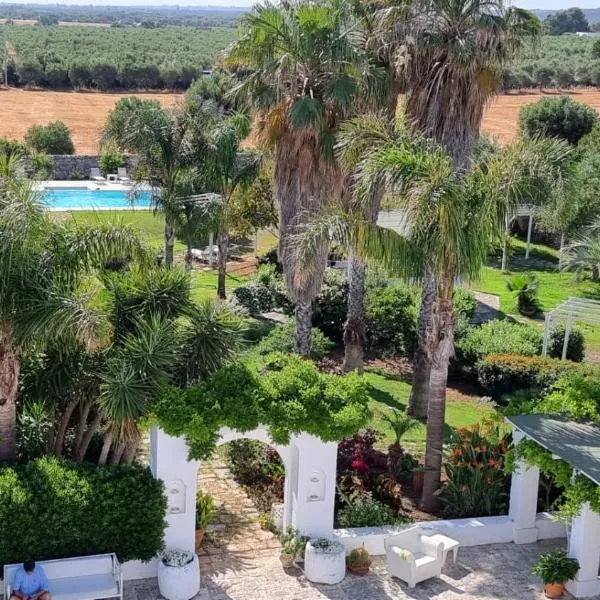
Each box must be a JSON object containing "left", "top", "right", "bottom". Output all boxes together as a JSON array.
[
  {"left": 507, "top": 415, "right": 600, "bottom": 598},
  {"left": 542, "top": 297, "right": 600, "bottom": 359}
]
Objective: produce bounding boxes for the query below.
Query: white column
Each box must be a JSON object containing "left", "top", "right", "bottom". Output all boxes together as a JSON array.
[
  {"left": 509, "top": 429, "right": 540, "bottom": 544},
  {"left": 291, "top": 434, "right": 337, "bottom": 538},
  {"left": 566, "top": 503, "right": 600, "bottom": 598},
  {"left": 151, "top": 427, "right": 200, "bottom": 553}
]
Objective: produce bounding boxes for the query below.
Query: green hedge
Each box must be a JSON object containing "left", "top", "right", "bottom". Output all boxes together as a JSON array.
[
  {"left": 0, "top": 458, "right": 166, "bottom": 568},
  {"left": 476, "top": 353, "right": 584, "bottom": 397}
]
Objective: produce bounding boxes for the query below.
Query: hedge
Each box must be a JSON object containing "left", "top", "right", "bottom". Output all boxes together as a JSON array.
[
  {"left": 0, "top": 458, "right": 166, "bottom": 568},
  {"left": 476, "top": 353, "right": 584, "bottom": 397}
]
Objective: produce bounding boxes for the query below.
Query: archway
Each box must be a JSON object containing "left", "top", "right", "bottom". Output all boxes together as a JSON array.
[{"left": 150, "top": 426, "right": 338, "bottom": 557}]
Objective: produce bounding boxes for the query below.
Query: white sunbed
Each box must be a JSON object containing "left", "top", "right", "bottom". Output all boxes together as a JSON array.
[
  {"left": 90, "top": 167, "right": 106, "bottom": 183},
  {"left": 117, "top": 167, "right": 131, "bottom": 182}
]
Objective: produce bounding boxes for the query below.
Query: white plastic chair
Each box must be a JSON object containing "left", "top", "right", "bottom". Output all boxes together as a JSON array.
[
  {"left": 117, "top": 167, "right": 130, "bottom": 182},
  {"left": 384, "top": 526, "right": 444, "bottom": 588},
  {"left": 90, "top": 167, "right": 106, "bottom": 182}
]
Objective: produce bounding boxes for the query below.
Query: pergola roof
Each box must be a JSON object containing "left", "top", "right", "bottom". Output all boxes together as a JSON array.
[{"left": 507, "top": 414, "right": 600, "bottom": 486}]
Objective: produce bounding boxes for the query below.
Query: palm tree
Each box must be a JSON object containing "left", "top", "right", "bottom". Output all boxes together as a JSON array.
[
  {"left": 382, "top": 409, "right": 419, "bottom": 474},
  {"left": 226, "top": 0, "right": 381, "bottom": 355},
  {"left": 0, "top": 175, "right": 143, "bottom": 462},
  {"left": 560, "top": 219, "right": 600, "bottom": 281},
  {"left": 106, "top": 102, "right": 208, "bottom": 267},
  {"left": 202, "top": 114, "right": 261, "bottom": 299},
  {"left": 337, "top": 119, "right": 571, "bottom": 509},
  {"left": 365, "top": 0, "right": 539, "bottom": 416}
]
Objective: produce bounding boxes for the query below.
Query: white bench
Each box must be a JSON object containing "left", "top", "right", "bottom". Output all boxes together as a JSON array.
[{"left": 3, "top": 553, "right": 123, "bottom": 600}]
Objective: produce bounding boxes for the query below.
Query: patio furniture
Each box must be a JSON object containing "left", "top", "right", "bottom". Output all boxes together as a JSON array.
[
  {"left": 117, "top": 167, "right": 131, "bottom": 182},
  {"left": 423, "top": 530, "right": 461, "bottom": 563},
  {"left": 4, "top": 553, "right": 123, "bottom": 600},
  {"left": 90, "top": 167, "right": 106, "bottom": 182},
  {"left": 384, "top": 526, "right": 444, "bottom": 588},
  {"left": 304, "top": 538, "right": 346, "bottom": 585}
]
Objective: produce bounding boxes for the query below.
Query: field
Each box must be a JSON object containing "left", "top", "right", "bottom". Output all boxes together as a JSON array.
[{"left": 0, "top": 89, "right": 181, "bottom": 153}]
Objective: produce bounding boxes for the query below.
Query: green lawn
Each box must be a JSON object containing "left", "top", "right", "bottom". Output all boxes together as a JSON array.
[{"left": 364, "top": 371, "right": 494, "bottom": 454}]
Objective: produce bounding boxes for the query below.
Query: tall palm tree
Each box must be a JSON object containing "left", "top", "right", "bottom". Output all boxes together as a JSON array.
[
  {"left": 106, "top": 102, "right": 208, "bottom": 267},
  {"left": 560, "top": 219, "right": 600, "bottom": 281},
  {"left": 0, "top": 175, "right": 143, "bottom": 462},
  {"left": 362, "top": 0, "right": 539, "bottom": 416},
  {"left": 226, "top": 0, "right": 381, "bottom": 355},
  {"left": 338, "top": 119, "right": 571, "bottom": 509}
]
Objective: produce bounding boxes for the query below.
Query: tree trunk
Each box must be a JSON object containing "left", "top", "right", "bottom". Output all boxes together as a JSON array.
[
  {"left": 421, "top": 295, "right": 455, "bottom": 512},
  {"left": 217, "top": 231, "right": 229, "bottom": 300},
  {"left": 73, "top": 411, "right": 102, "bottom": 463},
  {"left": 122, "top": 435, "right": 140, "bottom": 465},
  {"left": 184, "top": 237, "right": 193, "bottom": 273},
  {"left": 501, "top": 239, "right": 509, "bottom": 273},
  {"left": 0, "top": 322, "right": 20, "bottom": 463},
  {"left": 559, "top": 231, "right": 566, "bottom": 268},
  {"left": 408, "top": 271, "right": 435, "bottom": 419},
  {"left": 110, "top": 442, "right": 126, "bottom": 465},
  {"left": 164, "top": 220, "right": 175, "bottom": 267},
  {"left": 98, "top": 430, "right": 113, "bottom": 466},
  {"left": 53, "top": 397, "right": 79, "bottom": 456},
  {"left": 73, "top": 399, "right": 91, "bottom": 454},
  {"left": 293, "top": 300, "right": 312, "bottom": 357},
  {"left": 344, "top": 250, "right": 367, "bottom": 373}
]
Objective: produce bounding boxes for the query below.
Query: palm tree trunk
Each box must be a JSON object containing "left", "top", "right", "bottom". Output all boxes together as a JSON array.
[
  {"left": 344, "top": 249, "right": 366, "bottom": 373},
  {"left": 73, "top": 411, "right": 102, "bottom": 463},
  {"left": 98, "top": 430, "right": 113, "bottom": 466},
  {"left": 217, "top": 231, "right": 229, "bottom": 300},
  {"left": 73, "top": 399, "right": 91, "bottom": 454},
  {"left": 559, "top": 231, "right": 566, "bottom": 268},
  {"left": 53, "top": 397, "right": 79, "bottom": 456},
  {"left": 294, "top": 300, "right": 312, "bottom": 356},
  {"left": 184, "top": 236, "right": 193, "bottom": 273},
  {"left": 408, "top": 270, "right": 435, "bottom": 419},
  {"left": 110, "top": 442, "right": 126, "bottom": 465},
  {"left": 164, "top": 220, "right": 175, "bottom": 267},
  {"left": 421, "top": 295, "right": 455, "bottom": 512},
  {"left": 0, "top": 322, "right": 19, "bottom": 463},
  {"left": 122, "top": 435, "right": 140, "bottom": 465}
]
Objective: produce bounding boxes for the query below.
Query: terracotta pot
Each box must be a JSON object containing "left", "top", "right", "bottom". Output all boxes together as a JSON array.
[
  {"left": 348, "top": 563, "right": 371, "bottom": 576},
  {"left": 412, "top": 470, "right": 424, "bottom": 495},
  {"left": 280, "top": 552, "right": 296, "bottom": 568},
  {"left": 195, "top": 529, "right": 205, "bottom": 551},
  {"left": 544, "top": 582, "right": 565, "bottom": 598}
]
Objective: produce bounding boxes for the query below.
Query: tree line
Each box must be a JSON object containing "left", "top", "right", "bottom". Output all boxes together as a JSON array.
[{"left": 0, "top": 24, "right": 236, "bottom": 90}]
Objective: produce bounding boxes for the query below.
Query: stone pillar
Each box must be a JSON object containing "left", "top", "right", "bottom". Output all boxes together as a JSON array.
[
  {"left": 509, "top": 429, "right": 540, "bottom": 544},
  {"left": 151, "top": 427, "right": 200, "bottom": 553},
  {"left": 566, "top": 503, "right": 600, "bottom": 598},
  {"left": 291, "top": 434, "right": 337, "bottom": 538}
]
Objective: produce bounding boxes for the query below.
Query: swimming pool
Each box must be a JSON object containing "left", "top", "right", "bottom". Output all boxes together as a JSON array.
[{"left": 43, "top": 187, "right": 152, "bottom": 211}]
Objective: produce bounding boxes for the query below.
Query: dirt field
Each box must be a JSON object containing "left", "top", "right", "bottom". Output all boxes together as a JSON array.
[
  {"left": 0, "top": 88, "right": 182, "bottom": 153},
  {"left": 3, "top": 87, "right": 600, "bottom": 154}
]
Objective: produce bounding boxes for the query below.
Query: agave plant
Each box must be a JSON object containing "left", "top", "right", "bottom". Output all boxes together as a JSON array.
[{"left": 506, "top": 272, "right": 541, "bottom": 317}]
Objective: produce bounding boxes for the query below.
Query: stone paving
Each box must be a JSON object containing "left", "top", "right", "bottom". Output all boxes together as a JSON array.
[{"left": 124, "top": 538, "right": 594, "bottom": 600}]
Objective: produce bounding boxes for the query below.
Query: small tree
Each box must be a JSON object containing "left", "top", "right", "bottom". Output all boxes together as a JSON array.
[
  {"left": 25, "top": 121, "right": 75, "bottom": 154},
  {"left": 98, "top": 140, "right": 125, "bottom": 175},
  {"left": 519, "top": 96, "right": 598, "bottom": 145}
]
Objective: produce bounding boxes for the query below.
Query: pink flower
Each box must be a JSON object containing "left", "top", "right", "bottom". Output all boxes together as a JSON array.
[{"left": 351, "top": 460, "right": 369, "bottom": 474}]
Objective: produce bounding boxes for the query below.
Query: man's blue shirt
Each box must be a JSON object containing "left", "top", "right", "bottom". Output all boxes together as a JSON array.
[{"left": 13, "top": 565, "right": 49, "bottom": 596}]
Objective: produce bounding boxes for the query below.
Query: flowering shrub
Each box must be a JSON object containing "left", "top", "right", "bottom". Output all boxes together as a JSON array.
[
  {"left": 436, "top": 419, "right": 510, "bottom": 518},
  {"left": 338, "top": 492, "right": 408, "bottom": 528}
]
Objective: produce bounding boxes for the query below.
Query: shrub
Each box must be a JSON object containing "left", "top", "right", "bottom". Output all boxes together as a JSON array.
[
  {"left": 454, "top": 319, "right": 542, "bottom": 368},
  {"left": 548, "top": 323, "right": 585, "bottom": 362},
  {"left": 257, "top": 320, "right": 334, "bottom": 359},
  {"left": 312, "top": 269, "right": 348, "bottom": 342},
  {"left": 16, "top": 401, "right": 52, "bottom": 462},
  {"left": 0, "top": 457, "right": 166, "bottom": 567},
  {"left": 532, "top": 552, "right": 580, "bottom": 585},
  {"left": 477, "top": 353, "right": 583, "bottom": 397},
  {"left": 24, "top": 121, "right": 75, "bottom": 155},
  {"left": 257, "top": 247, "right": 283, "bottom": 273},
  {"left": 437, "top": 419, "right": 510, "bottom": 518},
  {"left": 99, "top": 140, "right": 126, "bottom": 175},
  {"left": 506, "top": 273, "right": 541, "bottom": 317},
  {"left": 195, "top": 491, "right": 216, "bottom": 530},
  {"left": 338, "top": 492, "right": 404, "bottom": 528},
  {"left": 453, "top": 288, "right": 477, "bottom": 322},
  {"left": 365, "top": 282, "right": 417, "bottom": 357}
]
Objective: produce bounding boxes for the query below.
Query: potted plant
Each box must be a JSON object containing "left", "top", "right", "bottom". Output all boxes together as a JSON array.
[
  {"left": 532, "top": 551, "right": 579, "bottom": 598},
  {"left": 157, "top": 549, "right": 200, "bottom": 600},
  {"left": 195, "top": 491, "right": 216, "bottom": 551},
  {"left": 347, "top": 547, "right": 371, "bottom": 576},
  {"left": 506, "top": 272, "right": 541, "bottom": 317},
  {"left": 278, "top": 527, "right": 303, "bottom": 568},
  {"left": 304, "top": 537, "right": 346, "bottom": 584}
]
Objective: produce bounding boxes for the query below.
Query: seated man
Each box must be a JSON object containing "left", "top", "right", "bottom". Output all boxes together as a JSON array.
[{"left": 10, "top": 559, "right": 51, "bottom": 600}]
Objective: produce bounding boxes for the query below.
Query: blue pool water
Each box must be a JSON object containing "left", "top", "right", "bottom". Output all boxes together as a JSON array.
[{"left": 43, "top": 187, "right": 152, "bottom": 210}]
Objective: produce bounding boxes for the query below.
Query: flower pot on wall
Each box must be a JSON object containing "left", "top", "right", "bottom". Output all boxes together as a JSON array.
[
  {"left": 544, "top": 582, "right": 565, "bottom": 599},
  {"left": 158, "top": 550, "right": 200, "bottom": 600}
]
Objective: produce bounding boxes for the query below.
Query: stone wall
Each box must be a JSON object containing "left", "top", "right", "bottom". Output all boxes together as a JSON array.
[{"left": 50, "top": 155, "right": 136, "bottom": 180}]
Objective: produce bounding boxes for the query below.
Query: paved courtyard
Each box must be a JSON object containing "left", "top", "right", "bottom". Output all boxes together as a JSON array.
[{"left": 124, "top": 538, "right": 597, "bottom": 600}]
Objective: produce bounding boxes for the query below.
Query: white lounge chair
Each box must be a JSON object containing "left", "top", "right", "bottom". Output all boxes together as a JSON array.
[
  {"left": 90, "top": 167, "right": 106, "bottom": 182},
  {"left": 117, "top": 167, "right": 130, "bottom": 182},
  {"left": 384, "top": 526, "right": 444, "bottom": 588}
]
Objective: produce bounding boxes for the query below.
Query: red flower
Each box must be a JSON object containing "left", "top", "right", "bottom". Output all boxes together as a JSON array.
[{"left": 351, "top": 459, "right": 369, "bottom": 474}]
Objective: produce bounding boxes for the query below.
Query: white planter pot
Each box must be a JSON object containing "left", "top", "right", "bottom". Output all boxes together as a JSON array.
[
  {"left": 304, "top": 540, "right": 346, "bottom": 585},
  {"left": 158, "top": 554, "right": 200, "bottom": 600}
]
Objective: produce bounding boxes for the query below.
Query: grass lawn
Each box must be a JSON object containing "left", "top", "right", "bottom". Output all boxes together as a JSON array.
[{"left": 364, "top": 371, "right": 494, "bottom": 454}]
